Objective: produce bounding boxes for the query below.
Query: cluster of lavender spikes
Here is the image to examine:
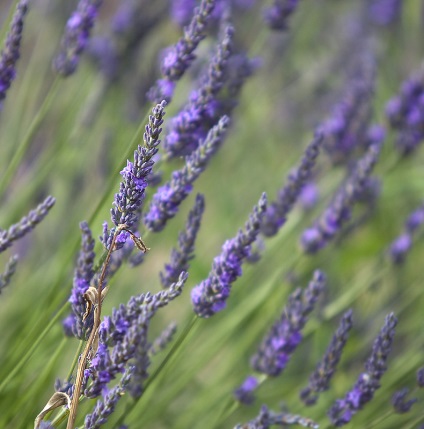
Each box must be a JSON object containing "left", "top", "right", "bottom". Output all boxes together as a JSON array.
[
  {"left": 263, "top": 0, "right": 299, "bottom": 31},
  {"left": 53, "top": 0, "right": 103, "bottom": 77},
  {"left": 0, "top": 0, "right": 29, "bottom": 104},
  {"left": 144, "top": 115, "right": 229, "bottom": 232},
  {"left": 191, "top": 193, "right": 267, "bottom": 317},
  {"left": 328, "top": 313, "right": 398, "bottom": 426},
  {"left": 164, "top": 25, "right": 234, "bottom": 158},
  {"left": 389, "top": 201, "right": 424, "bottom": 264}
]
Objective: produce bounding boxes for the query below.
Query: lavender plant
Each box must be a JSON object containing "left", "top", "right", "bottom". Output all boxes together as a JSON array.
[{"left": 1, "top": 1, "right": 424, "bottom": 429}]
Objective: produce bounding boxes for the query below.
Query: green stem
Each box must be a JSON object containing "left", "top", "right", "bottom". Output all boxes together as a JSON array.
[
  {"left": 67, "top": 340, "right": 85, "bottom": 381},
  {"left": 0, "top": 300, "right": 69, "bottom": 394},
  {"left": 0, "top": 77, "right": 60, "bottom": 198}
]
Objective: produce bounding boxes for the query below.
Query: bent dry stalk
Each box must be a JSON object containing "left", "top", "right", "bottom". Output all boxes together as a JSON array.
[{"left": 62, "top": 224, "right": 149, "bottom": 429}]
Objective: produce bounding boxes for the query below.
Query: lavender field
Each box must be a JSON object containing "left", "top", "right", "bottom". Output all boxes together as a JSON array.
[{"left": 0, "top": 0, "right": 424, "bottom": 428}]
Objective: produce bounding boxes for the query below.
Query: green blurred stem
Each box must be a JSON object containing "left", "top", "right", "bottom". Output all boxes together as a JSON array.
[
  {"left": 67, "top": 340, "right": 85, "bottom": 381},
  {"left": 0, "top": 77, "right": 60, "bottom": 197},
  {"left": 0, "top": 299, "right": 69, "bottom": 394}
]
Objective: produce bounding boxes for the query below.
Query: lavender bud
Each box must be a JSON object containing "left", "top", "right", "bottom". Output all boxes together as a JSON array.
[
  {"left": 368, "top": 0, "right": 402, "bottom": 26},
  {"left": 144, "top": 116, "right": 229, "bottom": 232},
  {"left": 160, "top": 194, "right": 205, "bottom": 288},
  {"left": 53, "top": 0, "right": 103, "bottom": 77},
  {"left": 392, "top": 388, "right": 417, "bottom": 414},
  {"left": 328, "top": 313, "right": 398, "bottom": 426},
  {"left": 234, "top": 376, "right": 258, "bottom": 405},
  {"left": 263, "top": 0, "right": 299, "bottom": 32},
  {"left": 191, "top": 193, "right": 267, "bottom": 318},
  {"left": 0, "top": 196, "right": 55, "bottom": 254},
  {"left": 148, "top": 0, "right": 217, "bottom": 103},
  {"left": 417, "top": 367, "right": 424, "bottom": 387},
  {"left": 0, "top": 255, "right": 18, "bottom": 296},
  {"left": 300, "top": 309, "right": 353, "bottom": 406},
  {"left": 0, "top": 0, "right": 29, "bottom": 105},
  {"left": 260, "top": 130, "right": 323, "bottom": 237},
  {"left": 250, "top": 270, "right": 325, "bottom": 377}
]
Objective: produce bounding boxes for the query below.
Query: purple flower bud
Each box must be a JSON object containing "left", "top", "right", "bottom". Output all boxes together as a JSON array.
[
  {"left": 251, "top": 270, "right": 325, "bottom": 377},
  {"left": 389, "top": 233, "right": 412, "bottom": 265},
  {"left": 263, "top": 0, "right": 299, "bottom": 31},
  {"left": 191, "top": 193, "right": 267, "bottom": 317},
  {"left": 392, "top": 388, "right": 417, "bottom": 414},
  {"left": 234, "top": 376, "right": 258, "bottom": 405},
  {"left": 144, "top": 116, "right": 229, "bottom": 232},
  {"left": 0, "top": 0, "right": 29, "bottom": 105},
  {"left": 368, "top": 0, "right": 402, "bottom": 26},
  {"left": 160, "top": 194, "right": 205, "bottom": 288},
  {"left": 328, "top": 313, "right": 398, "bottom": 426},
  {"left": 53, "top": 0, "right": 103, "bottom": 77},
  {"left": 300, "top": 309, "right": 353, "bottom": 406},
  {"left": 417, "top": 367, "right": 424, "bottom": 387}
]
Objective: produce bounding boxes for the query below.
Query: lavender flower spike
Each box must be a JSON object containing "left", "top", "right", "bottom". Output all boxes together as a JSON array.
[
  {"left": 0, "top": 0, "right": 29, "bottom": 104},
  {"left": 63, "top": 221, "right": 96, "bottom": 339},
  {"left": 234, "top": 405, "right": 319, "bottom": 429},
  {"left": 301, "top": 137, "right": 383, "bottom": 253},
  {"left": 103, "top": 101, "right": 166, "bottom": 248},
  {"left": 53, "top": 0, "right": 103, "bottom": 77},
  {"left": 85, "top": 367, "right": 133, "bottom": 429},
  {"left": 251, "top": 270, "right": 325, "bottom": 376},
  {"left": 300, "top": 309, "right": 353, "bottom": 406},
  {"left": 191, "top": 193, "right": 267, "bottom": 318},
  {"left": 391, "top": 388, "right": 417, "bottom": 414},
  {"left": 160, "top": 194, "right": 205, "bottom": 288},
  {"left": 263, "top": 0, "right": 299, "bottom": 32},
  {"left": 261, "top": 130, "right": 323, "bottom": 237},
  {"left": 144, "top": 116, "right": 229, "bottom": 233},
  {"left": 328, "top": 313, "right": 398, "bottom": 426},
  {"left": 0, "top": 255, "right": 18, "bottom": 296},
  {"left": 0, "top": 195, "right": 55, "bottom": 253},
  {"left": 148, "top": 0, "right": 217, "bottom": 103}
]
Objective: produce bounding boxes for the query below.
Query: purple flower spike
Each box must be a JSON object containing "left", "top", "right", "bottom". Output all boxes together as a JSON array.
[
  {"left": 148, "top": 0, "right": 217, "bottom": 103},
  {"left": 386, "top": 67, "right": 424, "bottom": 155},
  {"left": 144, "top": 116, "right": 229, "bottom": 232},
  {"left": 149, "top": 322, "right": 178, "bottom": 356},
  {"left": 328, "top": 313, "right": 398, "bottom": 426},
  {"left": 301, "top": 137, "right": 382, "bottom": 253},
  {"left": 234, "top": 405, "right": 319, "bottom": 429},
  {"left": 250, "top": 270, "right": 325, "bottom": 377},
  {"left": 392, "top": 388, "right": 417, "bottom": 414},
  {"left": 102, "top": 101, "right": 166, "bottom": 249},
  {"left": 54, "top": 0, "right": 103, "bottom": 77},
  {"left": 300, "top": 309, "right": 353, "bottom": 406},
  {"left": 263, "top": 0, "right": 299, "bottom": 31},
  {"left": 0, "top": 255, "right": 18, "bottom": 296},
  {"left": 234, "top": 376, "right": 258, "bottom": 405},
  {"left": 164, "top": 25, "right": 234, "bottom": 158},
  {"left": 388, "top": 201, "right": 424, "bottom": 265},
  {"left": 160, "top": 194, "right": 205, "bottom": 288},
  {"left": 191, "top": 193, "right": 267, "bottom": 318},
  {"left": 170, "top": 0, "right": 197, "bottom": 27},
  {"left": 64, "top": 221, "right": 96, "bottom": 339},
  {"left": 0, "top": 195, "right": 55, "bottom": 254},
  {"left": 260, "top": 130, "right": 323, "bottom": 237},
  {"left": 84, "top": 368, "right": 133, "bottom": 429},
  {"left": 368, "top": 0, "right": 402, "bottom": 26},
  {"left": 0, "top": 0, "right": 29, "bottom": 104}
]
